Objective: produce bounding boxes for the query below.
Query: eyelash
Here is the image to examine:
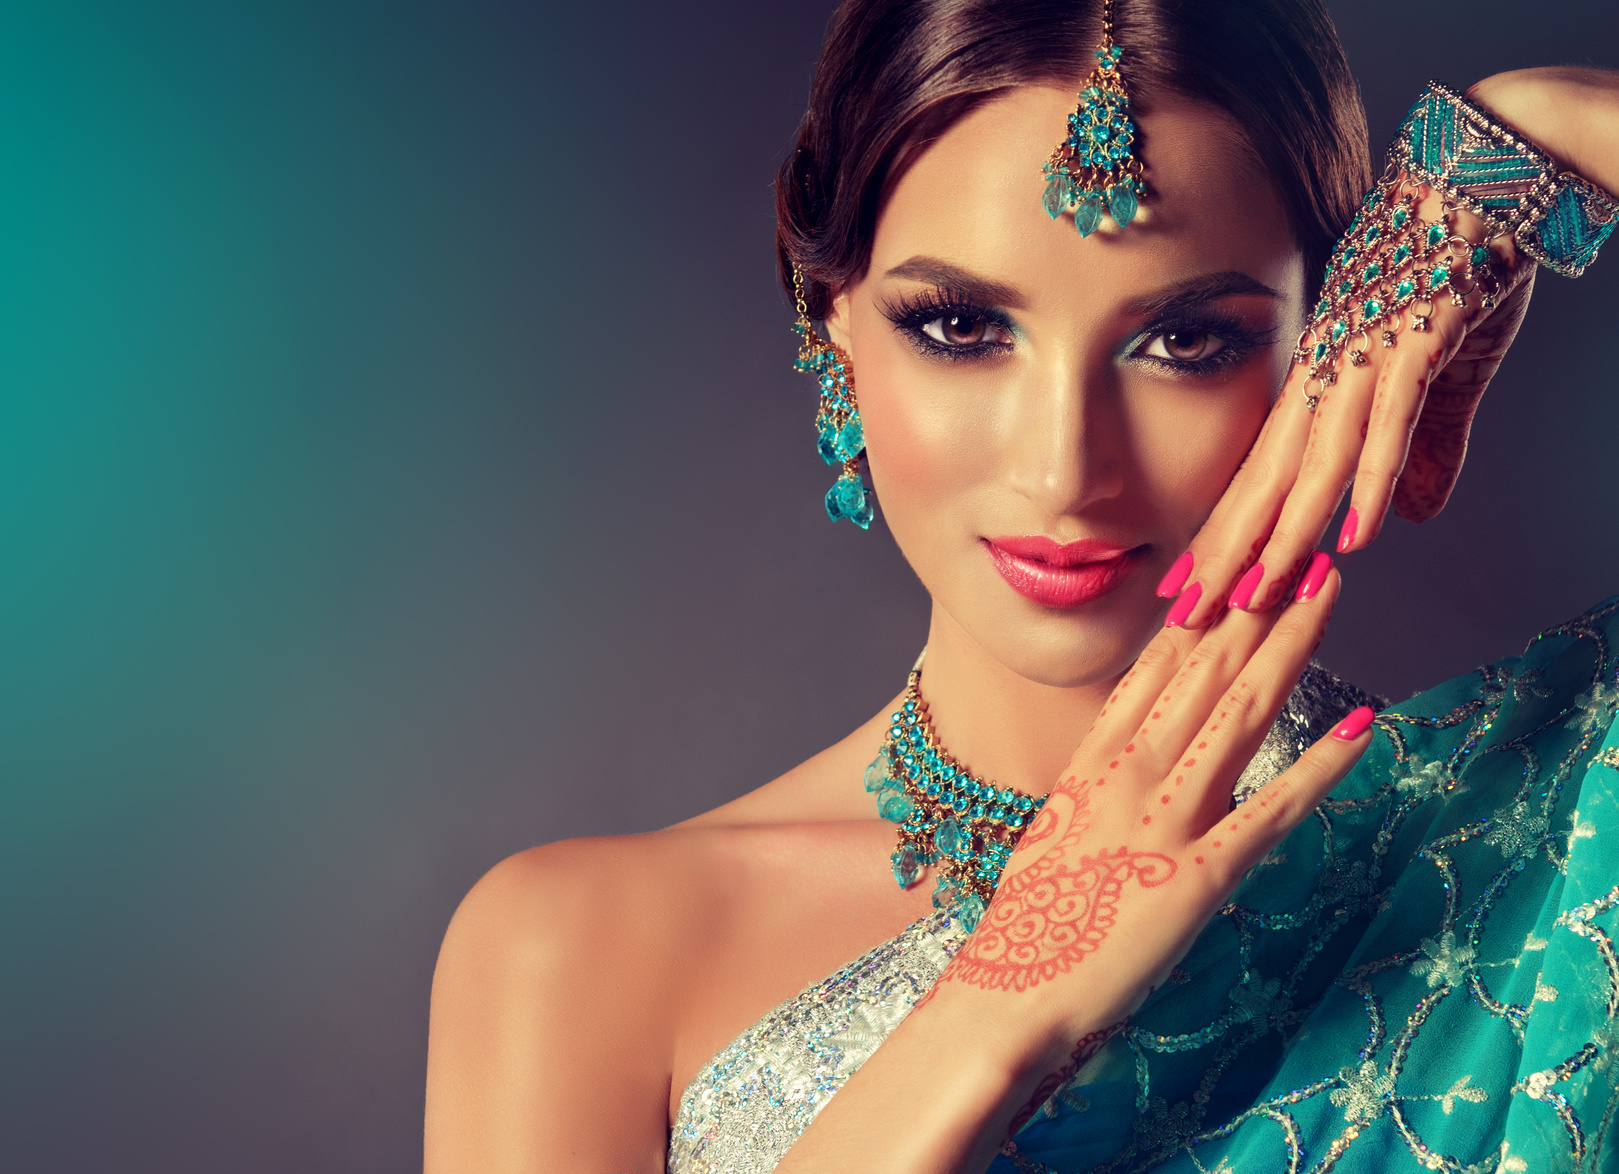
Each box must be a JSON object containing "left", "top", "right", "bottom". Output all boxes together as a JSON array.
[
  {"left": 1130, "top": 313, "right": 1274, "bottom": 377},
  {"left": 878, "top": 288, "right": 1273, "bottom": 377},
  {"left": 879, "top": 287, "right": 1017, "bottom": 362}
]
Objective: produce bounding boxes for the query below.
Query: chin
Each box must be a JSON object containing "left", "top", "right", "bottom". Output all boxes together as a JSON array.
[{"left": 958, "top": 578, "right": 1164, "bottom": 689}]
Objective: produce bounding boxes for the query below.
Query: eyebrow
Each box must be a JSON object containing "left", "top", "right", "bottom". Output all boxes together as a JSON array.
[
  {"left": 882, "top": 257, "right": 1027, "bottom": 309},
  {"left": 1127, "top": 271, "right": 1281, "bottom": 319},
  {"left": 881, "top": 257, "right": 1279, "bottom": 321}
]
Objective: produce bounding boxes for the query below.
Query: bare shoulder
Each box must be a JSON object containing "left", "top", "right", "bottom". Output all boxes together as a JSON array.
[
  {"left": 429, "top": 832, "right": 712, "bottom": 1045},
  {"left": 425, "top": 833, "right": 708, "bottom": 1174},
  {"left": 424, "top": 703, "right": 905, "bottom": 1171}
]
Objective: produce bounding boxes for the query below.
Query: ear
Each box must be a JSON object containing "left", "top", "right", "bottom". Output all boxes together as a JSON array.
[{"left": 822, "top": 288, "right": 854, "bottom": 356}]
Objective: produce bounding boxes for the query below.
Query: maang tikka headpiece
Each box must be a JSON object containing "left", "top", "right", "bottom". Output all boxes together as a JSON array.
[
  {"left": 1040, "top": 0, "right": 1147, "bottom": 235},
  {"left": 790, "top": 264, "right": 873, "bottom": 529}
]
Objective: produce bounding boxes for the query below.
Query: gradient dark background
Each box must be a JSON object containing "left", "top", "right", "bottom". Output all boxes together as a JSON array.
[{"left": 2, "top": 1, "right": 1616, "bottom": 1169}]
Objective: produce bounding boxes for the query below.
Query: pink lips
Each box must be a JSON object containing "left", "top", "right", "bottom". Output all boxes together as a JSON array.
[{"left": 983, "top": 536, "right": 1145, "bottom": 608}]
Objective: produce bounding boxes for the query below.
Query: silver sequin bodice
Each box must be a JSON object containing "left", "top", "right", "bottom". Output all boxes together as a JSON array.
[{"left": 666, "top": 664, "right": 1380, "bottom": 1174}]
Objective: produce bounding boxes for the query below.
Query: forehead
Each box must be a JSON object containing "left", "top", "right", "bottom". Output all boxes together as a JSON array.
[{"left": 870, "top": 85, "right": 1301, "bottom": 308}]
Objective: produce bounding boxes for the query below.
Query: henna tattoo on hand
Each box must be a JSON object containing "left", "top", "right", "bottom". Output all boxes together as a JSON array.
[
  {"left": 941, "top": 792, "right": 1175, "bottom": 992},
  {"left": 1005, "top": 1017, "right": 1129, "bottom": 1137}
]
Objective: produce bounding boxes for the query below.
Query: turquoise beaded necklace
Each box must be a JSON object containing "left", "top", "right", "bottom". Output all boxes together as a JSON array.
[{"left": 864, "top": 656, "right": 1047, "bottom": 930}]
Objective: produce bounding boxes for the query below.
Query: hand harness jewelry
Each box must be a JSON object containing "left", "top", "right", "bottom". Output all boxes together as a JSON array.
[
  {"left": 1296, "top": 81, "right": 1617, "bottom": 411},
  {"left": 790, "top": 264, "right": 873, "bottom": 529},
  {"left": 863, "top": 654, "right": 1047, "bottom": 931},
  {"left": 1039, "top": 0, "right": 1146, "bottom": 236}
]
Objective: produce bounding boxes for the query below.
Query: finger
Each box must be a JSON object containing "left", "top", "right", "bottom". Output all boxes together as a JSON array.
[
  {"left": 1339, "top": 291, "right": 1474, "bottom": 549},
  {"left": 1193, "top": 700, "right": 1376, "bottom": 889},
  {"left": 1151, "top": 565, "right": 1341, "bottom": 836},
  {"left": 1125, "top": 599, "right": 1308, "bottom": 787},
  {"left": 1070, "top": 623, "right": 1202, "bottom": 764},
  {"left": 1237, "top": 363, "right": 1378, "bottom": 612},
  {"left": 1338, "top": 326, "right": 1443, "bottom": 551},
  {"left": 1173, "top": 382, "right": 1315, "bottom": 628}
]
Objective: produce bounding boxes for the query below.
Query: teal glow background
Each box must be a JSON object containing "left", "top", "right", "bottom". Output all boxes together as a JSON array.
[{"left": 0, "top": 1, "right": 1614, "bottom": 1168}]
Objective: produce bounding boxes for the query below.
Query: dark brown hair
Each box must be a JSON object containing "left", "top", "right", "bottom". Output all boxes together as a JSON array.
[{"left": 776, "top": 0, "right": 1372, "bottom": 316}]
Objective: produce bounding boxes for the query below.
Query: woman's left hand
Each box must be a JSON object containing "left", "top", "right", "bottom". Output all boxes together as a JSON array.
[{"left": 1165, "top": 67, "right": 1619, "bottom": 627}]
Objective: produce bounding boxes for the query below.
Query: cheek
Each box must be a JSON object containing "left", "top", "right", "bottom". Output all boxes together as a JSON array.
[
  {"left": 854, "top": 345, "right": 994, "bottom": 525},
  {"left": 1131, "top": 384, "right": 1270, "bottom": 526}
]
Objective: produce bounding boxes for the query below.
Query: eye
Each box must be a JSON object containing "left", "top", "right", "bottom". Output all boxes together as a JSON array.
[
  {"left": 1140, "top": 328, "right": 1227, "bottom": 363},
  {"left": 921, "top": 313, "right": 1010, "bottom": 347}
]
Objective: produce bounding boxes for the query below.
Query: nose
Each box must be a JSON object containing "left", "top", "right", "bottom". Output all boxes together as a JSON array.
[{"left": 1001, "top": 350, "right": 1127, "bottom": 518}]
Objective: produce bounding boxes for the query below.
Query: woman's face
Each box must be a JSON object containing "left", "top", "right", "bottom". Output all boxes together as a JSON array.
[{"left": 825, "top": 85, "right": 1305, "bottom": 689}]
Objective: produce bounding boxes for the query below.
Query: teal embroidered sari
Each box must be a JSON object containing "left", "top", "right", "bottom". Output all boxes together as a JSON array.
[{"left": 999, "top": 597, "right": 1619, "bottom": 1174}]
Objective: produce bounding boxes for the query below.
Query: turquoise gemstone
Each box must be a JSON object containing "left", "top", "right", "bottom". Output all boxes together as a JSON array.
[
  {"left": 863, "top": 750, "right": 890, "bottom": 792},
  {"left": 1008, "top": 812, "right": 1024, "bottom": 829},
  {"left": 1017, "top": 795, "right": 1034, "bottom": 813},
  {"left": 1393, "top": 244, "right": 1412, "bottom": 265},
  {"left": 834, "top": 416, "right": 864, "bottom": 461},
  {"left": 1339, "top": 279, "right": 1354, "bottom": 296},
  {"left": 1365, "top": 225, "right": 1381, "bottom": 244},
  {"left": 824, "top": 473, "right": 866, "bottom": 523},
  {"left": 936, "top": 818, "right": 965, "bottom": 857},
  {"left": 850, "top": 495, "right": 874, "bottom": 530},
  {"left": 998, "top": 788, "right": 1015, "bottom": 805},
  {"left": 957, "top": 892, "right": 986, "bottom": 932},
  {"left": 931, "top": 881, "right": 961, "bottom": 911},
  {"left": 1041, "top": 173, "right": 1067, "bottom": 220},
  {"left": 1074, "top": 195, "right": 1104, "bottom": 237},
  {"left": 1341, "top": 246, "right": 1358, "bottom": 265},
  {"left": 1362, "top": 298, "right": 1383, "bottom": 319},
  {"left": 1392, "top": 207, "right": 1410, "bottom": 228},
  {"left": 1108, "top": 184, "right": 1138, "bottom": 226},
  {"left": 1396, "top": 278, "right": 1416, "bottom": 299},
  {"left": 877, "top": 788, "right": 913, "bottom": 822},
  {"left": 1331, "top": 320, "right": 1347, "bottom": 343},
  {"left": 1426, "top": 223, "right": 1446, "bottom": 248},
  {"left": 1364, "top": 263, "right": 1382, "bottom": 282},
  {"left": 1431, "top": 263, "right": 1450, "bottom": 287},
  {"left": 891, "top": 845, "right": 923, "bottom": 889},
  {"left": 1471, "top": 245, "right": 1490, "bottom": 266},
  {"left": 816, "top": 418, "right": 839, "bottom": 465},
  {"left": 1312, "top": 340, "right": 1328, "bottom": 363}
]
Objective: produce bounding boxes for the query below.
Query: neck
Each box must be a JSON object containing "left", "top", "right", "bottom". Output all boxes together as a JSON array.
[{"left": 914, "top": 606, "right": 1120, "bottom": 798}]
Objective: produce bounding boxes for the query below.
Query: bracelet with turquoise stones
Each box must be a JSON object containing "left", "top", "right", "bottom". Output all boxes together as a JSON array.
[
  {"left": 1296, "top": 81, "right": 1617, "bottom": 411},
  {"left": 864, "top": 657, "right": 1046, "bottom": 931}
]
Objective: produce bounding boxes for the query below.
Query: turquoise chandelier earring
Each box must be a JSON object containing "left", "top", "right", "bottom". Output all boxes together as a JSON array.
[
  {"left": 790, "top": 264, "right": 873, "bottom": 529},
  {"left": 1040, "top": 0, "right": 1147, "bottom": 235}
]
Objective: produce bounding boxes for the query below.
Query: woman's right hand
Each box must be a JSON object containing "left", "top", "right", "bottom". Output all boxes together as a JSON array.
[
  {"left": 779, "top": 560, "right": 1373, "bottom": 1174},
  {"left": 937, "top": 557, "right": 1369, "bottom": 1043}
]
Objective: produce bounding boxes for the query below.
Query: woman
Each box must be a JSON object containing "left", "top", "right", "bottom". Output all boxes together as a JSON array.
[{"left": 424, "top": 1, "right": 1619, "bottom": 1170}]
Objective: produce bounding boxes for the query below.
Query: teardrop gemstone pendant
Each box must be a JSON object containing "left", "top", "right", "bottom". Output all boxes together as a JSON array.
[{"left": 1039, "top": 1, "right": 1146, "bottom": 235}]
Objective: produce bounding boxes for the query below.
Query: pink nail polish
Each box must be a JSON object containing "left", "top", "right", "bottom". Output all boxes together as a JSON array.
[
  {"left": 1294, "top": 551, "right": 1332, "bottom": 602},
  {"left": 1164, "top": 582, "right": 1202, "bottom": 628},
  {"left": 1331, "top": 705, "right": 1375, "bottom": 740},
  {"left": 1336, "top": 507, "right": 1359, "bottom": 553},
  {"left": 1156, "top": 551, "right": 1194, "bottom": 598},
  {"left": 1227, "top": 563, "right": 1264, "bottom": 610}
]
